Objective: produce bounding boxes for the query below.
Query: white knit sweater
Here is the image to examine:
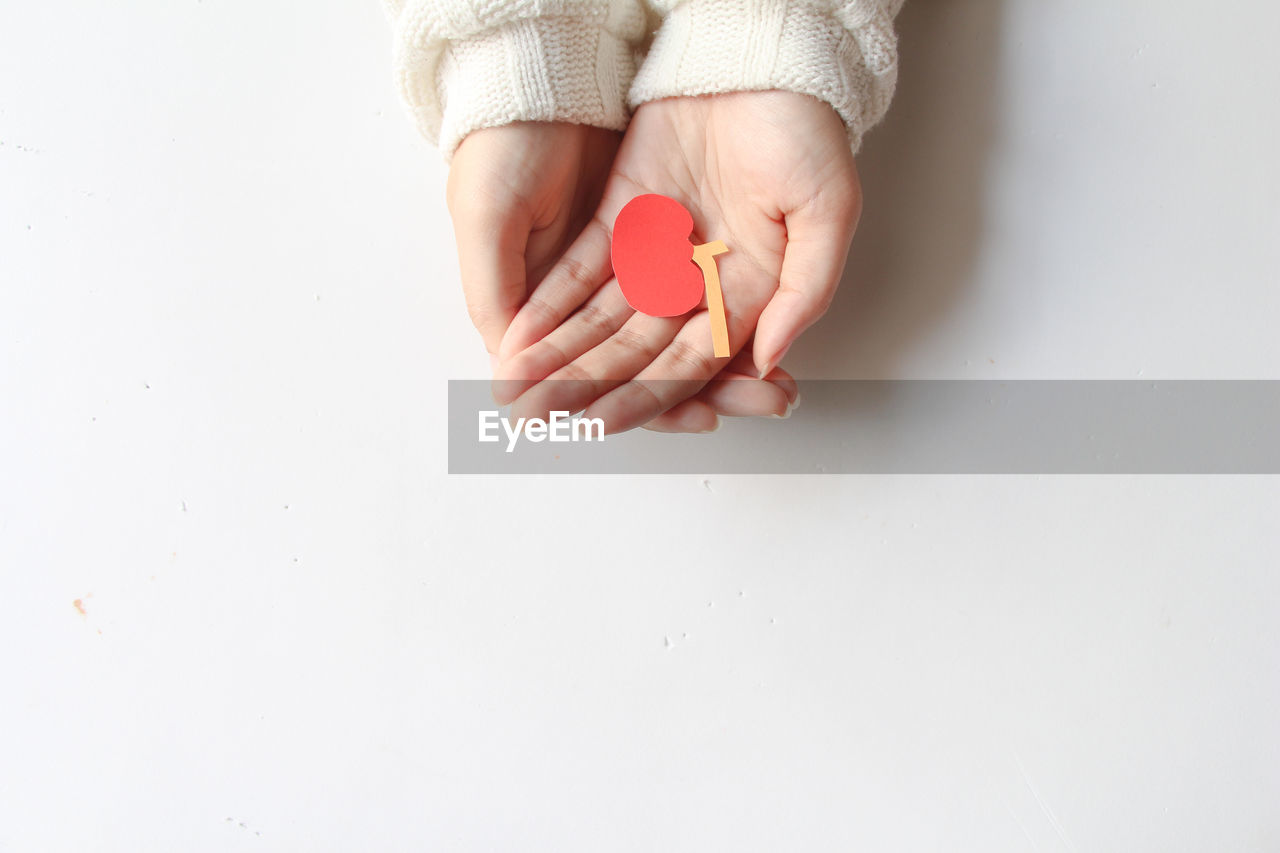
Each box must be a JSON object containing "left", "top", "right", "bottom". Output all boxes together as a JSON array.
[{"left": 385, "top": 0, "right": 903, "bottom": 158}]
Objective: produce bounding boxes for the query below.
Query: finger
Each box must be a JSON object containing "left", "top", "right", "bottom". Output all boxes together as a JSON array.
[
  {"left": 498, "top": 216, "right": 614, "bottom": 362},
  {"left": 716, "top": 350, "right": 800, "bottom": 407},
  {"left": 762, "top": 366, "right": 800, "bottom": 408},
  {"left": 509, "top": 312, "right": 684, "bottom": 424},
  {"left": 643, "top": 399, "right": 720, "bottom": 433},
  {"left": 752, "top": 173, "right": 862, "bottom": 378},
  {"left": 582, "top": 312, "right": 728, "bottom": 434},
  {"left": 491, "top": 281, "right": 632, "bottom": 405},
  {"left": 643, "top": 364, "right": 800, "bottom": 433},
  {"left": 700, "top": 372, "right": 791, "bottom": 418},
  {"left": 643, "top": 363, "right": 798, "bottom": 432},
  {"left": 447, "top": 198, "right": 532, "bottom": 356}
]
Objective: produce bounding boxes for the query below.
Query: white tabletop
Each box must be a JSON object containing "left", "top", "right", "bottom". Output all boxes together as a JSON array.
[{"left": 2, "top": 1, "right": 1277, "bottom": 850}]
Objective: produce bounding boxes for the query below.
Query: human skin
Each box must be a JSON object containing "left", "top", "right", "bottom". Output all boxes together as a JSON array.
[
  {"left": 447, "top": 121, "right": 800, "bottom": 432},
  {"left": 493, "top": 91, "right": 861, "bottom": 433}
]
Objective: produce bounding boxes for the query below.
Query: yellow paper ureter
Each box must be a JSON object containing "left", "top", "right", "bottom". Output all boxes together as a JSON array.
[{"left": 692, "top": 241, "right": 730, "bottom": 358}]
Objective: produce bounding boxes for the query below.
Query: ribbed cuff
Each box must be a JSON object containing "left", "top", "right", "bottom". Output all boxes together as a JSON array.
[
  {"left": 433, "top": 16, "right": 638, "bottom": 160},
  {"left": 627, "top": 0, "right": 898, "bottom": 152}
]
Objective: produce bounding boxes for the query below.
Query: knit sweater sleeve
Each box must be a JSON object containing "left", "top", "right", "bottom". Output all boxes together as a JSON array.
[
  {"left": 385, "top": 0, "right": 649, "bottom": 158},
  {"left": 628, "top": 0, "right": 904, "bottom": 152}
]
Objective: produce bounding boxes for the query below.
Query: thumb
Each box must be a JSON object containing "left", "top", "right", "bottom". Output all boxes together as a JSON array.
[
  {"left": 752, "top": 193, "right": 861, "bottom": 377},
  {"left": 450, "top": 201, "right": 532, "bottom": 356}
]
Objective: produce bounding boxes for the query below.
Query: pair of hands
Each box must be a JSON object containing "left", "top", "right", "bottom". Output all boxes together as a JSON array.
[{"left": 446, "top": 91, "right": 863, "bottom": 433}]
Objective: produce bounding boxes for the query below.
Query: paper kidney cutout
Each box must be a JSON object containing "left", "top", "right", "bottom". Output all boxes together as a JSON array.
[{"left": 611, "top": 194, "right": 706, "bottom": 317}]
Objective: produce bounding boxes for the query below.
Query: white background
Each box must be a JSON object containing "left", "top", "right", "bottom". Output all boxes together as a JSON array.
[{"left": 2, "top": 1, "right": 1278, "bottom": 850}]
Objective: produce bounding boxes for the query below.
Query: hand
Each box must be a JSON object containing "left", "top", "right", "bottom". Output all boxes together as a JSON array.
[
  {"left": 447, "top": 122, "right": 620, "bottom": 357},
  {"left": 448, "top": 120, "right": 800, "bottom": 430},
  {"left": 494, "top": 92, "right": 862, "bottom": 433},
  {"left": 633, "top": 351, "right": 799, "bottom": 433}
]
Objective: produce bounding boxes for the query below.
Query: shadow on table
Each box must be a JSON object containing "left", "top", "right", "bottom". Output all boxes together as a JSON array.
[{"left": 790, "top": 0, "right": 1006, "bottom": 379}]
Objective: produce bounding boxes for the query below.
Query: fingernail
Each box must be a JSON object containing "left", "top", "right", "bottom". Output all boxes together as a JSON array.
[
  {"left": 758, "top": 342, "right": 793, "bottom": 379},
  {"left": 787, "top": 391, "right": 802, "bottom": 414},
  {"left": 701, "top": 415, "right": 722, "bottom": 433}
]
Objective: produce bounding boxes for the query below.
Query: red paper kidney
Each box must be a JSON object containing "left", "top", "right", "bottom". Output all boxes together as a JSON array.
[{"left": 612, "top": 194, "right": 705, "bottom": 317}]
